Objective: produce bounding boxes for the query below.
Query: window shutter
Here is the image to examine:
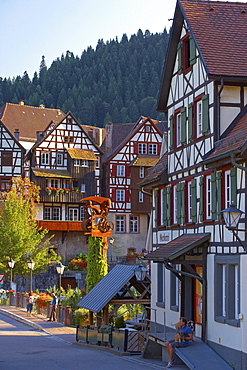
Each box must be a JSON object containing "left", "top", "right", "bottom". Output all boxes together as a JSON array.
[
  {"left": 230, "top": 167, "right": 237, "bottom": 205},
  {"left": 180, "top": 182, "right": 185, "bottom": 224},
  {"left": 189, "top": 35, "right": 196, "bottom": 65},
  {"left": 181, "top": 107, "right": 187, "bottom": 145},
  {"left": 188, "top": 103, "right": 193, "bottom": 141},
  {"left": 191, "top": 178, "right": 197, "bottom": 223},
  {"left": 216, "top": 171, "right": 222, "bottom": 219},
  {"left": 211, "top": 172, "right": 217, "bottom": 220},
  {"left": 202, "top": 94, "right": 210, "bottom": 135},
  {"left": 176, "top": 183, "right": 181, "bottom": 224},
  {"left": 169, "top": 115, "right": 174, "bottom": 149},
  {"left": 177, "top": 42, "right": 182, "bottom": 74},
  {"left": 167, "top": 186, "right": 171, "bottom": 226},
  {"left": 199, "top": 176, "right": 204, "bottom": 222},
  {"left": 163, "top": 187, "right": 167, "bottom": 226}
]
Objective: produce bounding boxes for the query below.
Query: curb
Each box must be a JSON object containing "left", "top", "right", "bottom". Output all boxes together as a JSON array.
[{"left": 0, "top": 308, "right": 47, "bottom": 333}]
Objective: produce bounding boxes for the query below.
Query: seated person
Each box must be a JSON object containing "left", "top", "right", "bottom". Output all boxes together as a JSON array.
[{"left": 165, "top": 317, "right": 193, "bottom": 368}]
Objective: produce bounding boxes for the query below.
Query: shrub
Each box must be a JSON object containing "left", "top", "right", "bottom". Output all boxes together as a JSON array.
[
  {"left": 35, "top": 293, "right": 52, "bottom": 310},
  {"left": 68, "top": 258, "right": 87, "bottom": 270},
  {"left": 114, "top": 316, "right": 126, "bottom": 329},
  {"left": 74, "top": 308, "right": 89, "bottom": 326}
]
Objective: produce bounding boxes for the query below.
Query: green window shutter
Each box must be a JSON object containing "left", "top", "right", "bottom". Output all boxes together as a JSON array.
[
  {"left": 176, "top": 183, "right": 181, "bottom": 224},
  {"left": 169, "top": 115, "right": 174, "bottom": 149},
  {"left": 202, "top": 94, "right": 209, "bottom": 135},
  {"left": 230, "top": 167, "right": 237, "bottom": 205},
  {"left": 181, "top": 107, "right": 187, "bottom": 145},
  {"left": 167, "top": 186, "right": 171, "bottom": 226},
  {"left": 189, "top": 35, "right": 196, "bottom": 65},
  {"left": 177, "top": 42, "right": 182, "bottom": 74},
  {"left": 163, "top": 187, "right": 167, "bottom": 226},
  {"left": 188, "top": 103, "right": 194, "bottom": 141},
  {"left": 216, "top": 171, "right": 222, "bottom": 219},
  {"left": 199, "top": 176, "right": 204, "bottom": 222},
  {"left": 191, "top": 178, "right": 197, "bottom": 223},
  {"left": 180, "top": 182, "right": 185, "bottom": 224},
  {"left": 211, "top": 172, "right": 217, "bottom": 220},
  {"left": 154, "top": 189, "right": 158, "bottom": 228}
]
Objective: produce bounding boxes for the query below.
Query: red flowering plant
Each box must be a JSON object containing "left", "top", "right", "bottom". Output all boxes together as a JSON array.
[
  {"left": 127, "top": 251, "right": 145, "bottom": 263},
  {"left": 35, "top": 293, "right": 52, "bottom": 310},
  {"left": 67, "top": 253, "right": 87, "bottom": 271}
]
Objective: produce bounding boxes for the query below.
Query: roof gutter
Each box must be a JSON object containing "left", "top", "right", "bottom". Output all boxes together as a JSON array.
[
  {"left": 141, "top": 185, "right": 152, "bottom": 197},
  {"left": 231, "top": 152, "right": 247, "bottom": 172}
]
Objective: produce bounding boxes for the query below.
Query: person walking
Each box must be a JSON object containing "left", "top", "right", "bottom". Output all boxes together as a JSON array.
[
  {"left": 48, "top": 293, "right": 58, "bottom": 321},
  {"left": 26, "top": 292, "right": 34, "bottom": 317}
]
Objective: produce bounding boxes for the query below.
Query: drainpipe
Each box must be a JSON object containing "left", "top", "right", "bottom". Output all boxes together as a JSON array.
[{"left": 141, "top": 185, "right": 152, "bottom": 197}]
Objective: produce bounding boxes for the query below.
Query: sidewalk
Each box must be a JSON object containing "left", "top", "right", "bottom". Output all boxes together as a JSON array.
[{"left": 0, "top": 305, "right": 188, "bottom": 369}]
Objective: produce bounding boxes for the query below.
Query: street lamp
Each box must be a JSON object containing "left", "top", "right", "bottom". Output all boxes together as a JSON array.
[
  {"left": 221, "top": 203, "right": 246, "bottom": 252},
  {"left": 56, "top": 263, "right": 65, "bottom": 289},
  {"left": 134, "top": 264, "right": 148, "bottom": 281},
  {"left": 27, "top": 259, "right": 35, "bottom": 292},
  {"left": 8, "top": 259, "right": 15, "bottom": 288}
]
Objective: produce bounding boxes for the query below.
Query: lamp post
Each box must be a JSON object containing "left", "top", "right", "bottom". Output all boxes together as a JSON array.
[
  {"left": 56, "top": 263, "right": 65, "bottom": 289},
  {"left": 221, "top": 203, "right": 246, "bottom": 252},
  {"left": 27, "top": 260, "right": 35, "bottom": 292},
  {"left": 8, "top": 259, "right": 15, "bottom": 288},
  {"left": 134, "top": 264, "right": 148, "bottom": 281}
]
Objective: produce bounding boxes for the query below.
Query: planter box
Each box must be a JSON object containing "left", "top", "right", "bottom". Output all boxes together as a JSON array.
[
  {"left": 76, "top": 327, "right": 87, "bottom": 342},
  {"left": 112, "top": 330, "right": 126, "bottom": 350},
  {"left": 87, "top": 328, "right": 98, "bottom": 343},
  {"left": 97, "top": 332, "right": 110, "bottom": 343}
]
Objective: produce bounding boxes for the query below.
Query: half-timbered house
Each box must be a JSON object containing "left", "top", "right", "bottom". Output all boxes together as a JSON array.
[
  {"left": 102, "top": 117, "right": 166, "bottom": 257},
  {"left": 0, "top": 120, "right": 25, "bottom": 190},
  {"left": 141, "top": 1, "right": 247, "bottom": 368},
  {"left": 26, "top": 112, "right": 104, "bottom": 261}
]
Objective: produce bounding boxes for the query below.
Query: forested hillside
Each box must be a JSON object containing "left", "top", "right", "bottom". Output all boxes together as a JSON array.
[{"left": 0, "top": 29, "right": 169, "bottom": 127}]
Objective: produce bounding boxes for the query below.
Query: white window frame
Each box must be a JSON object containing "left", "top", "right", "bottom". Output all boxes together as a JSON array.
[
  {"left": 117, "top": 165, "right": 125, "bottom": 177},
  {"left": 51, "top": 179, "right": 59, "bottom": 188},
  {"left": 222, "top": 264, "right": 227, "bottom": 317},
  {"left": 139, "top": 191, "right": 144, "bottom": 203},
  {"left": 41, "top": 152, "right": 50, "bottom": 165},
  {"left": 81, "top": 184, "right": 86, "bottom": 193},
  {"left": 53, "top": 207, "right": 60, "bottom": 220},
  {"left": 206, "top": 175, "right": 211, "bottom": 219},
  {"left": 69, "top": 208, "right": 79, "bottom": 221},
  {"left": 57, "top": 153, "right": 63, "bottom": 166},
  {"left": 149, "top": 144, "right": 157, "bottom": 155},
  {"left": 138, "top": 143, "right": 146, "bottom": 154},
  {"left": 116, "top": 215, "right": 125, "bottom": 233},
  {"left": 139, "top": 167, "right": 144, "bottom": 178},
  {"left": 81, "top": 160, "right": 88, "bottom": 167},
  {"left": 196, "top": 100, "right": 203, "bottom": 137},
  {"left": 188, "top": 181, "right": 192, "bottom": 223},
  {"left": 130, "top": 216, "right": 138, "bottom": 233},
  {"left": 173, "top": 185, "right": 177, "bottom": 224},
  {"left": 74, "top": 159, "right": 80, "bottom": 166},
  {"left": 116, "top": 189, "right": 125, "bottom": 202},
  {"left": 176, "top": 113, "right": 181, "bottom": 147},
  {"left": 225, "top": 170, "right": 231, "bottom": 208},
  {"left": 44, "top": 207, "right": 52, "bottom": 220}
]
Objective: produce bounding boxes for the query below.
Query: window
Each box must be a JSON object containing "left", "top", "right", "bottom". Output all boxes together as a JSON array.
[
  {"left": 57, "top": 153, "right": 63, "bottom": 166},
  {"left": 205, "top": 175, "right": 211, "bottom": 219},
  {"left": 178, "top": 33, "right": 196, "bottom": 74},
  {"left": 173, "top": 185, "right": 178, "bottom": 224},
  {"left": 74, "top": 159, "right": 88, "bottom": 167},
  {"left": 2, "top": 152, "right": 12, "bottom": 166},
  {"left": 157, "top": 263, "right": 165, "bottom": 307},
  {"left": 139, "top": 191, "right": 144, "bottom": 203},
  {"left": 74, "top": 159, "right": 80, "bottom": 166},
  {"left": 182, "top": 34, "right": 190, "bottom": 71},
  {"left": 139, "top": 167, "right": 144, "bottom": 178},
  {"left": 117, "top": 165, "right": 125, "bottom": 177},
  {"left": 0, "top": 177, "right": 11, "bottom": 191},
  {"left": 149, "top": 144, "right": 157, "bottom": 155},
  {"left": 215, "top": 256, "right": 240, "bottom": 327},
  {"left": 53, "top": 207, "right": 60, "bottom": 220},
  {"left": 225, "top": 170, "right": 231, "bottom": 208},
  {"left": 170, "top": 265, "right": 179, "bottom": 311},
  {"left": 44, "top": 207, "right": 51, "bottom": 220},
  {"left": 175, "top": 112, "right": 181, "bottom": 147},
  {"left": 51, "top": 179, "right": 58, "bottom": 188},
  {"left": 130, "top": 216, "right": 138, "bottom": 233},
  {"left": 187, "top": 181, "right": 192, "bottom": 223},
  {"left": 138, "top": 143, "right": 146, "bottom": 154},
  {"left": 116, "top": 189, "right": 125, "bottom": 202},
  {"left": 196, "top": 100, "right": 203, "bottom": 137},
  {"left": 44, "top": 207, "right": 60, "bottom": 220},
  {"left": 69, "top": 208, "right": 79, "bottom": 221},
  {"left": 81, "top": 160, "right": 88, "bottom": 167},
  {"left": 41, "top": 152, "right": 50, "bottom": 165},
  {"left": 81, "top": 184, "right": 86, "bottom": 192},
  {"left": 80, "top": 207, "right": 86, "bottom": 221},
  {"left": 116, "top": 215, "right": 125, "bottom": 233}
]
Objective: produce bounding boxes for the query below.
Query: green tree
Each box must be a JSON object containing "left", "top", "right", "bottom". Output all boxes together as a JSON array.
[
  {"left": 0, "top": 181, "right": 59, "bottom": 278},
  {"left": 86, "top": 237, "right": 108, "bottom": 293}
]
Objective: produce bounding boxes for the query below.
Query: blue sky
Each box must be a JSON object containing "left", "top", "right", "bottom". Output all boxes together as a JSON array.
[{"left": 1, "top": 0, "right": 177, "bottom": 79}]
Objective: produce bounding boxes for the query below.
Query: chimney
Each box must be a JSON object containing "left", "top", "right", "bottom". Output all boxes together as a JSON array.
[
  {"left": 18, "top": 99, "right": 24, "bottom": 106},
  {"left": 14, "top": 129, "right": 20, "bottom": 141},
  {"left": 36, "top": 131, "right": 44, "bottom": 142},
  {"left": 105, "top": 122, "right": 113, "bottom": 153}
]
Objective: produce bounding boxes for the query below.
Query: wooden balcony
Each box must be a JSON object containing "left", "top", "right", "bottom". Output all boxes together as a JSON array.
[
  {"left": 40, "top": 190, "right": 82, "bottom": 203},
  {"left": 37, "top": 220, "right": 83, "bottom": 231}
]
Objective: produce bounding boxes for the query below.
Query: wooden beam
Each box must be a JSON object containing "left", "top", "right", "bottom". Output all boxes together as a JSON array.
[{"left": 109, "top": 299, "right": 150, "bottom": 305}]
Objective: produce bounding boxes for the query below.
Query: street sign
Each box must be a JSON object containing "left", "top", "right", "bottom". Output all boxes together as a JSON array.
[{"left": 0, "top": 274, "right": 5, "bottom": 283}]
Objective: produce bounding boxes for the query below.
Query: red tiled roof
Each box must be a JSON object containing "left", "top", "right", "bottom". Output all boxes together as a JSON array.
[
  {"left": 146, "top": 233, "right": 210, "bottom": 261},
  {"left": 0, "top": 102, "right": 65, "bottom": 141},
  {"left": 181, "top": 0, "right": 247, "bottom": 77}
]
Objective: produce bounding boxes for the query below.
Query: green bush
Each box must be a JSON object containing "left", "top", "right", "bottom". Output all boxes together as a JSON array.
[
  {"left": 73, "top": 308, "right": 89, "bottom": 326},
  {"left": 114, "top": 316, "right": 126, "bottom": 329}
]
